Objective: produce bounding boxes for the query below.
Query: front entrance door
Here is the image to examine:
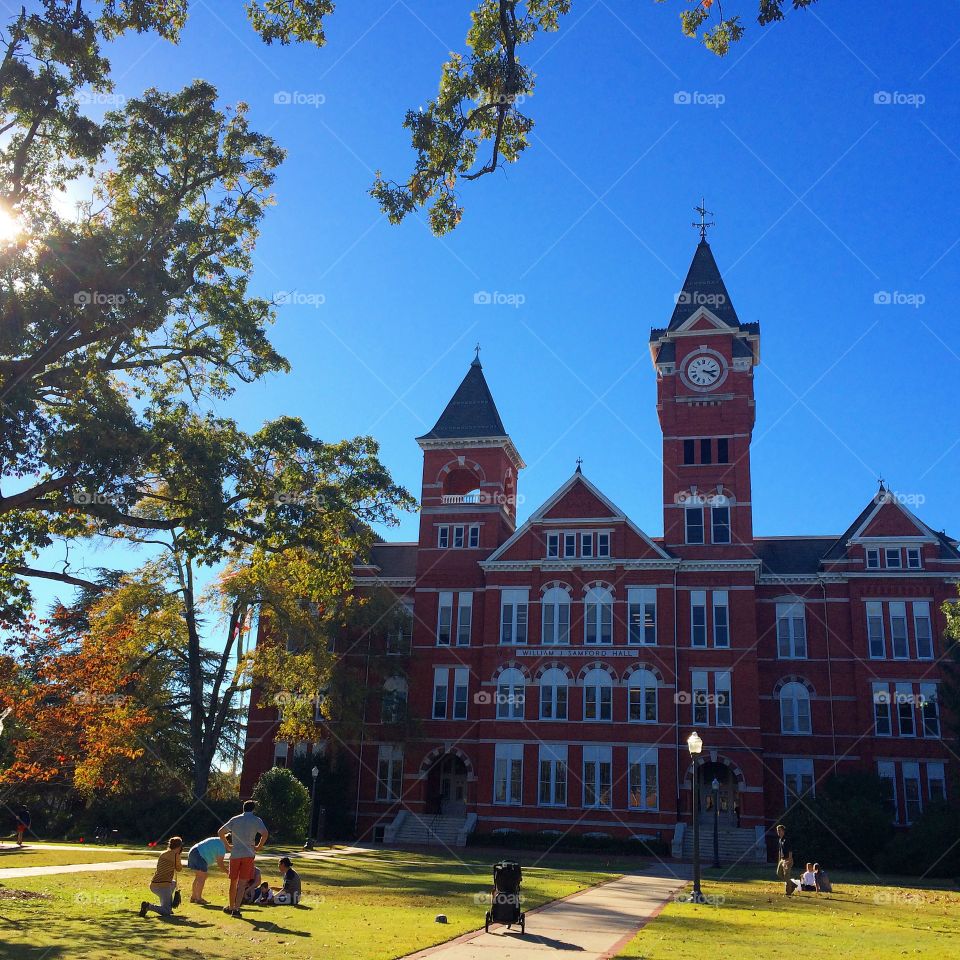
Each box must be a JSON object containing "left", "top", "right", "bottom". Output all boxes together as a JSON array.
[
  {"left": 698, "top": 761, "right": 739, "bottom": 826},
  {"left": 434, "top": 755, "right": 468, "bottom": 817}
]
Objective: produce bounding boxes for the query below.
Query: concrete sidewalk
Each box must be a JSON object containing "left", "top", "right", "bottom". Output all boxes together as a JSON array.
[{"left": 401, "top": 872, "right": 686, "bottom": 960}]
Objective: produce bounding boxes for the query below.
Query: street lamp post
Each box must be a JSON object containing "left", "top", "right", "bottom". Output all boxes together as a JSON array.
[
  {"left": 711, "top": 777, "right": 721, "bottom": 869},
  {"left": 687, "top": 731, "right": 704, "bottom": 903},
  {"left": 304, "top": 765, "right": 320, "bottom": 851}
]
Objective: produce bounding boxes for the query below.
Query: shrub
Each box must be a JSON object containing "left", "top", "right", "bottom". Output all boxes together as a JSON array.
[
  {"left": 876, "top": 803, "right": 960, "bottom": 879},
  {"left": 289, "top": 751, "right": 356, "bottom": 839},
  {"left": 251, "top": 766, "right": 310, "bottom": 841}
]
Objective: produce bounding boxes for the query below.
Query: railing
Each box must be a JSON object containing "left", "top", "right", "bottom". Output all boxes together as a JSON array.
[{"left": 441, "top": 493, "right": 485, "bottom": 504}]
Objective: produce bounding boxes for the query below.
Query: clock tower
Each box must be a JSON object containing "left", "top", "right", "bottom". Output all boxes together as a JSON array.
[{"left": 648, "top": 229, "right": 760, "bottom": 557}]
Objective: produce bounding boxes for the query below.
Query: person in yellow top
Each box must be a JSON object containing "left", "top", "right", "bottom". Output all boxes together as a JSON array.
[{"left": 139, "top": 837, "right": 183, "bottom": 917}]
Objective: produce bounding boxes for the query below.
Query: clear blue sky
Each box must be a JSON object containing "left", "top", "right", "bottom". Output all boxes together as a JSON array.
[{"left": 33, "top": 1, "right": 960, "bottom": 606}]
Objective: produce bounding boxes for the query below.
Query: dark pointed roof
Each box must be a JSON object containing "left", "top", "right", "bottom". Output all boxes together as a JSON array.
[
  {"left": 417, "top": 358, "right": 508, "bottom": 441},
  {"left": 668, "top": 239, "right": 740, "bottom": 330}
]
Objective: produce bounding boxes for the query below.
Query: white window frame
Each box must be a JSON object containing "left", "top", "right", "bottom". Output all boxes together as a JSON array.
[
  {"left": 452, "top": 667, "right": 469, "bottom": 720},
  {"left": 456, "top": 591, "right": 473, "bottom": 646},
  {"left": 872, "top": 682, "right": 891, "bottom": 736},
  {"left": 496, "top": 668, "right": 525, "bottom": 720},
  {"left": 437, "top": 525, "right": 449, "bottom": 549},
  {"left": 493, "top": 742, "right": 523, "bottom": 805},
  {"left": 902, "top": 761, "right": 922, "bottom": 824},
  {"left": 468, "top": 524, "right": 480, "bottom": 548},
  {"left": 546, "top": 532, "right": 560, "bottom": 558},
  {"left": 779, "top": 682, "right": 811, "bottom": 735},
  {"left": 563, "top": 532, "right": 577, "bottom": 558},
  {"left": 382, "top": 676, "right": 408, "bottom": 723},
  {"left": 583, "top": 667, "right": 613, "bottom": 721},
  {"left": 865, "top": 547, "right": 880, "bottom": 569},
  {"left": 582, "top": 744, "right": 612, "bottom": 808},
  {"left": 436, "top": 591, "right": 453, "bottom": 646},
  {"left": 628, "top": 587, "right": 657, "bottom": 645},
  {"left": 866, "top": 601, "right": 885, "bottom": 659},
  {"left": 885, "top": 546, "right": 902, "bottom": 569},
  {"left": 906, "top": 547, "right": 922, "bottom": 569},
  {"left": 597, "top": 532, "right": 611, "bottom": 557},
  {"left": 711, "top": 504, "right": 731, "bottom": 544},
  {"left": 432, "top": 667, "right": 448, "bottom": 719},
  {"left": 685, "top": 505, "right": 705, "bottom": 545},
  {"left": 538, "top": 744, "right": 567, "bottom": 807},
  {"left": 580, "top": 532, "right": 594, "bottom": 558},
  {"left": 539, "top": 668, "right": 568, "bottom": 720},
  {"left": 783, "top": 758, "right": 814, "bottom": 807},
  {"left": 541, "top": 587, "right": 571, "bottom": 645},
  {"left": 895, "top": 681, "right": 916, "bottom": 737},
  {"left": 628, "top": 746, "right": 659, "bottom": 811},
  {"left": 914, "top": 602, "right": 933, "bottom": 660},
  {"left": 715, "top": 671, "right": 732, "bottom": 726},
  {"left": 500, "top": 589, "right": 529, "bottom": 645},
  {"left": 927, "top": 761, "right": 946, "bottom": 803},
  {"left": 453, "top": 524, "right": 465, "bottom": 548},
  {"left": 584, "top": 585, "right": 613, "bottom": 645},
  {"left": 920, "top": 682, "right": 940, "bottom": 738},
  {"left": 690, "top": 590, "right": 707, "bottom": 647},
  {"left": 890, "top": 601, "right": 909, "bottom": 660},
  {"left": 375, "top": 745, "right": 403, "bottom": 801},
  {"left": 713, "top": 590, "right": 730, "bottom": 647},
  {"left": 628, "top": 668, "right": 658, "bottom": 723},
  {"left": 692, "top": 670, "right": 709, "bottom": 726},
  {"left": 877, "top": 760, "right": 897, "bottom": 821},
  {"left": 776, "top": 601, "right": 808, "bottom": 659}
]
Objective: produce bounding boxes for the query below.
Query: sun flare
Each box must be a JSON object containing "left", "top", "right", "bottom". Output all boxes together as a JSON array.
[{"left": 0, "top": 205, "right": 23, "bottom": 244}]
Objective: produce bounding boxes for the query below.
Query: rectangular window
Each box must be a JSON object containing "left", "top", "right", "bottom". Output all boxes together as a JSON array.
[
  {"left": 387, "top": 602, "right": 413, "bottom": 655},
  {"left": 546, "top": 532, "right": 560, "bottom": 558},
  {"left": 914, "top": 602, "right": 933, "bottom": 659},
  {"left": 906, "top": 547, "right": 922, "bottom": 569},
  {"left": 437, "top": 525, "right": 449, "bottom": 549},
  {"left": 890, "top": 601, "right": 909, "bottom": 659},
  {"left": 563, "top": 533, "right": 577, "bottom": 557},
  {"left": 895, "top": 682, "right": 915, "bottom": 737},
  {"left": 494, "top": 743, "right": 523, "bottom": 805},
  {"left": 376, "top": 746, "right": 403, "bottom": 801},
  {"left": 692, "top": 670, "right": 709, "bottom": 726},
  {"left": 585, "top": 596, "right": 613, "bottom": 645},
  {"left": 432, "top": 668, "right": 448, "bottom": 719},
  {"left": 885, "top": 547, "right": 902, "bottom": 569},
  {"left": 538, "top": 745, "right": 567, "bottom": 806},
  {"left": 685, "top": 507, "right": 704, "bottom": 545},
  {"left": 584, "top": 682, "right": 612, "bottom": 721},
  {"left": 453, "top": 525, "right": 465, "bottom": 548},
  {"left": 542, "top": 595, "right": 570, "bottom": 645},
  {"left": 629, "top": 679, "right": 657, "bottom": 723},
  {"left": 468, "top": 525, "right": 480, "bottom": 548},
  {"left": 628, "top": 588, "right": 657, "bottom": 645},
  {"left": 866, "top": 601, "right": 885, "bottom": 659},
  {"left": 580, "top": 532, "right": 593, "bottom": 558},
  {"left": 496, "top": 679, "right": 525, "bottom": 720},
  {"left": 717, "top": 437, "right": 729, "bottom": 463},
  {"left": 500, "top": 589, "right": 529, "bottom": 644},
  {"left": 691, "top": 591, "right": 707, "bottom": 647},
  {"left": 866, "top": 547, "right": 880, "bottom": 569},
  {"left": 877, "top": 760, "right": 897, "bottom": 821},
  {"left": 539, "top": 681, "right": 568, "bottom": 720},
  {"left": 628, "top": 747, "right": 659, "bottom": 810},
  {"left": 927, "top": 761, "right": 946, "bottom": 803},
  {"left": 437, "top": 592, "right": 453, "bottom": 646},
  {"left": 713, "top": 590, "right": 730, "bottom": 647},
  {"left": 273, "top": 741, "right": 288, "bottom": 768},
  {"left": 700, "top": 438, "right": 712, "bottom": 465},
  {"left": 452, "top": 667, "right": 469, "bottom": 720},
  {"left": 872, "top": 682, "right": 891, "bottom": 736},
  {"left": 456, "top": 592, "right": 472, "bottom": 646},
  {"left": 783, "top": 758, "right": 815, "bottom": 807},
  {"left": 683, "top": 438, "right": 695, "bottom": 465},
  {"left": 776, "top": 601, "right": 807, "bottom": 659},
  {"left": 903, "top": 762, "right": 922, "bottom": 823},
  {"left": 711, "top": 506, "right": 731, "bottom": 544},
  {"left": 920, "top": 683, "right": 940, "bottom": 738},
  {"left": 582, "top": 745, "right": 612, "bottom": 808},
  {"left": 715, "top": 671, "right": 732, "bottom": 726},
  {"left": 597, "top": 532, "right": 611, "bottom": 557}
]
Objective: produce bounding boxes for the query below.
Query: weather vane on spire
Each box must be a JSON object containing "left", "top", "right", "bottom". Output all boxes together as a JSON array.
[
  {"left": 693, "top": 198, "right": 714, "bottom": 240},
  {"left": 474, "top": 342, "right": 481, "bottom": 362}
]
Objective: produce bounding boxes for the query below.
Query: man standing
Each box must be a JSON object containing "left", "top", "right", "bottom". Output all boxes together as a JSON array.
[
  {"left": 218, "top": 800, "right": 269, "bottom": 917},
  {"left": 775, "top": 823, "right": 794, "bottom": 896}
]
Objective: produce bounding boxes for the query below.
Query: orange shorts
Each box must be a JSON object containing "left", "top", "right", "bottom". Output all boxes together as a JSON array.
[{"left": 229, "top": 856, "right": 256, "bottom": 881}]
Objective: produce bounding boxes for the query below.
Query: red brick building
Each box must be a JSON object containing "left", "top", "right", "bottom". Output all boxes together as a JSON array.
[{"left": 240, "top": 237, "right": 957, "bottom": 855}]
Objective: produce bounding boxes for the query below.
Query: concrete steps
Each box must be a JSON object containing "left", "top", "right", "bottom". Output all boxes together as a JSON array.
[
  {"left": 391, "top": 813, "right": 468, "bottom": 847},
  {"left": 680, "top": 825, "right": 765, "bottom": 864}
]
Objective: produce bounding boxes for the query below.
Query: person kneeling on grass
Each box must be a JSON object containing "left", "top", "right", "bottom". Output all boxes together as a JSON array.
[
  {"left": 140, "top": 837, "right": 183, "bottom": 917},
  {"left": 272, "top": 856, "right": 302, "bottom": 905},
  {"left": 187, "top": 835, "right": 228, "bottom": 904}
]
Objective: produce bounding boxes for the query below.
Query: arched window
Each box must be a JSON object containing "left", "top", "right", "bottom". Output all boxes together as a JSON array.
[
  {"left": 539, "top": 667, "right": 568, "bottom": 720},
  {"left": 382, "top": 676, "right": 408, "bottom": 723},
  {"left": 779, "top": 681, "right": 811, "bottom": 734},
  {"left": 542, "top": 587, "right": 571, "bottom": 645},
  {"left": 627, "top": 668, "right": 658, "bottom": 723},
  {"left": 496, "top": 667, "right": 525, "bottom": 720},
  {"left": 583, "top": 667, "right": 613, "bottom": 721},
  {"left": 584, "top": 586, "right": 613, "bottom": 645}
]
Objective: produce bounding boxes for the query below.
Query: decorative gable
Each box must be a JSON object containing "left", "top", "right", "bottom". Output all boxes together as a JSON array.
[{"left": 542, "top": 478, "right": 618, "bottom": 520}]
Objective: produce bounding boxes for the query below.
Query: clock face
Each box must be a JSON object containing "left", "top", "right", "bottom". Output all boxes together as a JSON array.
[{"left": 684, "top": 353, "right": 725, "bottom": 390}]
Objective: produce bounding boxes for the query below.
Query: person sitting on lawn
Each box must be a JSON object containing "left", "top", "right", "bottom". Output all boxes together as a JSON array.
[
  {"left": 241, "top": 866, "right": 263, "bottom": 904},
  {"left": 273, "top": 856, "right": 302, "bottom": 905},
  {"left": 814, "top": 863, "right": 832, "bottom": 893},
  {"left": 186, "top": 835, "right": 228, "bottom": 904},
  {"left": 139, "top": 837, "right": 183, "bottom": 917},
  {"left": 252, "top": 880, "right": 275, "bottom": 905},
  {"left": 799, "top": 863, "right": 817, "bottom": 892}
]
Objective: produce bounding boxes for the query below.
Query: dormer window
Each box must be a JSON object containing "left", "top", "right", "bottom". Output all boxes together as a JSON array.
[
  {"left": 906, "top": 547, "right": 922, "bottom": 569},
  {"left": 866, "top": 547, "right": 880, "bottom": 569},
  {"left": 885, "top": 547, "right": 902, "bottom": 569}
]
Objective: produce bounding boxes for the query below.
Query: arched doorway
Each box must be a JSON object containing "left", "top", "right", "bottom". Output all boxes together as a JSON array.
[
  {"left": 697, "top": 760, "right": 740, "bottom": 827},
  {"left": 425, "top": 754, "right": 469, "bottom": 817}
]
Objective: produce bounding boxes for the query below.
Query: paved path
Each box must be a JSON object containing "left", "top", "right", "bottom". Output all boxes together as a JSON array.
[{"left": 400, "top": 871, "right": 687, "bottom": 960}]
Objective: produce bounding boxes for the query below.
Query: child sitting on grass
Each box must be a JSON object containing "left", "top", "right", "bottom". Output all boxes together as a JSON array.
[{"left": 139, "top": 837, "right": 183, "bottom": 917}]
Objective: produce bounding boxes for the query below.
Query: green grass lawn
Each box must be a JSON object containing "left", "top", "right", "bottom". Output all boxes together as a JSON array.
[
  {"left": 0, "top": 848, "right": 617, "bottom": 959},
  {"left": 616, "top": 868, "right": 960, "bottom": 960}
]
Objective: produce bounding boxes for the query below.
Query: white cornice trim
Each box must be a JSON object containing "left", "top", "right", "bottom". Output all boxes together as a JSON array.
[{"left": 416, "top": 435, "right": 526, "bottom": 470}]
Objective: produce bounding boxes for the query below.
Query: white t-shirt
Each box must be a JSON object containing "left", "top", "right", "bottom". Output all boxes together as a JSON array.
[{"left": 802, "top": 870, "right": 816, "bottom": 886}]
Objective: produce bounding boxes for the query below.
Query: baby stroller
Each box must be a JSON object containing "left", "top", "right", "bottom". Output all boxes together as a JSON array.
[{"left": 484, "top": 860, "right": 525, "bottom": 934}]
